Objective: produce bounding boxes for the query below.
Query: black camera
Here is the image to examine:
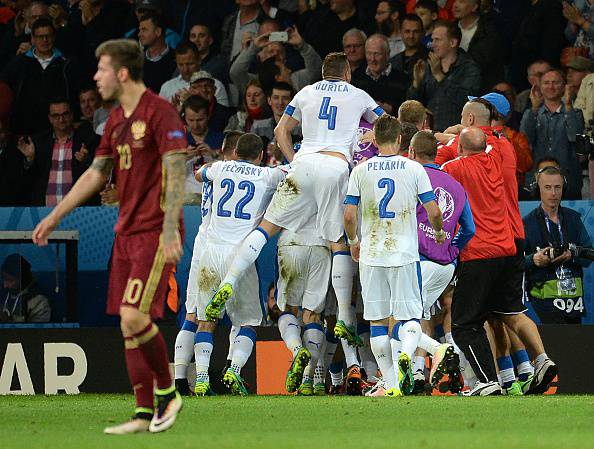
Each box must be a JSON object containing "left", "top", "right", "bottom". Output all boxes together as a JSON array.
[
  {"left": 575, "top": 134, "right": 593, "bottom": 157},
  {"left": 547, "top": 243, "right": 594, "bottom": 261}
]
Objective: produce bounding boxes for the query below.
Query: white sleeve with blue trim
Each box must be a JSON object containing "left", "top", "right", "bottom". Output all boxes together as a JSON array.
[
  {"left": 415, "top": 163, "right": 436, "bottom": 204},
  {"left": 360, "top": 90, "right": 385, "bottom": 123},
  {"left": 203, "top": 160, "right": 224, "bottom": 183},
  {"left": 284, "top": 91, "right": 302, "bottom": 122},
  {"left": 345, "top": 167, "right": 361, "bottom": 205}
]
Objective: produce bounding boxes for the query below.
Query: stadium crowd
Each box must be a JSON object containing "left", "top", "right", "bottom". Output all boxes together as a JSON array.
[{"left": 0, "top": 0, "right": 593, "bottom": 420}]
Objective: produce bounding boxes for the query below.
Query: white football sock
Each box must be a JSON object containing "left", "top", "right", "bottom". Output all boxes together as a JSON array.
[
  {"left": 358, "top": 324, "right": 378, "bottom": 376},
  {"left": 278, "top": 313, "right": 302, "bottom": 356},
  {"left": 323, "top": 331, "right": 339, "bottom": 370},
  {"left": 341, "top": 338, "right": 360, "bottom": 367},
  {"left": 399, "top": 320, "right": 422, "bottom": 359},
  {"left": 303, "top": 323, "right": 325, "bottom": 378},
  {"left": 221, "top": 228, "right": 268, "bottom": 287},
  {"left": 194, "top": 331, "right": 213, "bottom": 383},
  {"left": 417, "top": 332, "right": 441, "bottom": 355},
  {"left": 413, "top": 356, "right": 426, "bottom": 373},
  {"left": 230, "top": 327, "right": 256, "bottom": 375},
  {"left": 534, "top": 353, "right": 549, "bottom": 368},
  {"left": 332, "top": 254, "right": 355, "bottom": 327},
  {"left": 370, "top": 326, "right": 395, "bottom": 390},
  {"left": 226, "top": 325, "right": 240, "bottom": 361},
  {"left": 174, "top": 321, "right": 197, "bottom": 379}
]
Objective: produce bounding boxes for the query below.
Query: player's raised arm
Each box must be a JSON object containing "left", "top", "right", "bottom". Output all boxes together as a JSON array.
[
  {"left": 274, "top": 113, "right": 299, "bottom": 162},
  {"left": 32, "top": 156, "right": 114, "bottom": 246},
  {"left": 162, "top": 152, "right": 186, "bottom": 264}
]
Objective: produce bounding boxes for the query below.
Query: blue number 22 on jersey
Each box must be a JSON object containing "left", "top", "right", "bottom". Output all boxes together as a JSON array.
[
  {"left": 318, "top": 97, "right": 337, "bottom": 130},
  {"left": 217, "top": 178, "right": 255, "bottom": 220}
]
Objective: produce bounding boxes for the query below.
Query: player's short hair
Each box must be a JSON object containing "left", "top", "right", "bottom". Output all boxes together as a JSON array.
[
  {"left": 235, "top": 133, "right": 263, "bottom": 161},
  {"left": 433, "top": 20, "right": 461, "bottom": 46},
  {"left": 96, "top": 39, "right": 144, "bottom": 81},
  {"left": 175, "top": 41, "right": 199, "bottom": 58},
  {"left": 399, "top": 122, "right": 418, "bottom": 152},
  {"left": 398, "top": 100, "right": 425, "bottom": 126},
  {"left": 322, "top": 52, "right": 349, "bottom": 79},
  {"left": 182, "top": 95, "right": 209, "bottom": 115},
  {"left": 410, "top": 130, "right": 437, "bottom": 159},
  {"left": 374, "top": 114, "right": 401, "bottom": 146},
  {"left": 222, "top": 131, "right": 243, "bottom": 157}
]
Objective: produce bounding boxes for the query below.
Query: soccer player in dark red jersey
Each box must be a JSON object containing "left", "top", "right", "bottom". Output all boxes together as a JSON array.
[{"left": 32, "top": 39, "right": 187, "bottom": 434}]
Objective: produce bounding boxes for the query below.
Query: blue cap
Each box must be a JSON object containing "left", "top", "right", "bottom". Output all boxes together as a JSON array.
[{"left": 467, "top": 93, "right": 510, "bottom": 117}]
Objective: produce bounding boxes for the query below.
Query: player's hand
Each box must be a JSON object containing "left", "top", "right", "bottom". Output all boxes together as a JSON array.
[
  {"left": 74, "top": 144, "right": 89, "bottom": 162},
  {"left": 350, "top": 242, "right": 360, "bottom": 262},
  {"left": 435, "top": 229, "right": 446, "bottom": 245},
  {"left": 551, "top": 249, "right": 572, "bottom": 265},
  {"left": 530, "top": 85, "right": 543, "bottom": 112},
  {"left": 163, "top": 230, "right": 183, "bottom": 264},
  {"left": 533, "top": 247, "right": 551, "bottom": 267},
  {"left": 32, "top": 214, "right": 60, "bottom": 246},
  {"left": 359, "top": 130, "right": 375, "bottom": 145}
]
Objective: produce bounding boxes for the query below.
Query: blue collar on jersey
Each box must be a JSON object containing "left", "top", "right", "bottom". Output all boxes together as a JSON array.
[{"left": 423, "top": 163, "right": 440, "bottom": 169}]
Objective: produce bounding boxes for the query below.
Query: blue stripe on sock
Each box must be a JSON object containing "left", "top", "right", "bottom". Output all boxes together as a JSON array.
[
  {"left": 256, "top": 226, "right": 269, "bottom": 241},
  {"left": 326, "top": 328, "right": 339, "bottom": 344},
  {"left": 370, "top": 325, "right": 388, "bottom": 337},
  {"left": 391, "top": 322, "right": 402, "bottom": 341},
  {"left": 511, "top": 349, "right": 530, "bottom": 366},
  {"left": 304, "top": 322, "right": 324, "bottom": 332},
  {"left": 332, "top": 251, "right": 351, "bottom": 257},
  {"left": 195, "top": 331, "right": 213, "bottom": 344},
  {"left": 357, "top": 322, "right": 370, "bottom": 335},
  {"left": 181, "top": 320, "right": 198, "bottom": 333},
  {"left": 329, "top": 362, "right": 343, "bottom": 374},
  {"left": 237, "top": 326, "right": 257, "bottom": 343},
  {"left": 496, "top": 355, "right": 514, "bottom": 371}
]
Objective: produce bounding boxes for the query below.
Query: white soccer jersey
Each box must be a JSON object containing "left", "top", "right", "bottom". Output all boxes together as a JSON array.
[
  {"left": 202, "top": 160, "right": 286, "bottom": 245},
  {"left": 194, "top": 180, "right": 213, "bottom": 245},
  {"left": 345, "top": 155, "right": 435, "bottom": 267},
  {"left": 285, "top": 80, "right": 384, "bottom": 162}
]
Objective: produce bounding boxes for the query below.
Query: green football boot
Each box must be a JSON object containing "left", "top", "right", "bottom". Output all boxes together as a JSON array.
[
  {"left": 398, "top": 353, "right": 415, "bottom": 396},
  {"left": 333, "top": 320, "right": 363, "bottom": 347},
  {"left": 297, "top": 379, "right": 314, "bottom": 396},
  {"left": 505, "top": 381, "right": 524, "bottom": 396},
  {"left": 285, "top": 347, "right": 311, "bottom": 393},
  {"left": 313, "top": 383, "right": 326, "bottom": 396},
  {"left": 205, "top": 283, "right": 234, "bottom": 322},
  {"left": 194, "top": 381, "right": 215, "bottom": 396},
  {"left": 222, "top": 369, "right": 248, "bottom": 396}
]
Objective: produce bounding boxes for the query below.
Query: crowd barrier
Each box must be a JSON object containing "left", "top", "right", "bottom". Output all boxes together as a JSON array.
[{"left": 1, "top": 325, "right": 590, "bottom": 394}]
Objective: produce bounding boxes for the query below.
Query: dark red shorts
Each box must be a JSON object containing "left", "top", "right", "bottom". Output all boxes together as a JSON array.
[{"left": 106, "top": 230, "right": 173, "bottom": 319}]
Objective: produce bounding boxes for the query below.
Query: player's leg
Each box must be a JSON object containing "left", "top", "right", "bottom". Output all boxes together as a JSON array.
[
  {"left": 487, "top": 316, "right": 519, "bottom": 394},
  {"left": 367, "top": 318, "right": 395, "bottom": 396},
  {"left": 222, "top": 324, "right": 240, "bottom": 379},
  {"left": 298, "top": 311, "right": 324, "bottom": 395},
  {"left": 174, "top": 313, "right": 197, "bottom": 395},
  {"left": 358, "top": 320, "right": 379, "bottom": 383},
  {"left": 223, "top": 326, "right": 256, "bottom": 396},
  {"left": 507, "top": 325, "right": 535, "bottom": 391},
  {"left": 194, "top": 320, "right": 216, "bottom": 396},
  {"left": 330, "top": 243, "right": 361, "bottom": 347}
]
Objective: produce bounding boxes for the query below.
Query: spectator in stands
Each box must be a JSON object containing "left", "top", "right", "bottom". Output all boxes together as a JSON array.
[
  {"left": 252, "top": 81, "right": 301, "bottom": 163},
  {"left": 407, "top": 20, "right": 481, "bottom": 131},
  {"left": 18, "top": 98, "right": 99, "bottom": 206},
  {"left": 398, "top": 99, "right": 426, "bottom": 130},
  {"left": 164, "top": 0, "right": 228, "bottom": 42},
  {"left": 492, "top": 81, "right": 523, "bottom": 131},
  {"left": 159, "top": 42, "right": 229, "bottom": 108},
  {"left": 1, "top": 254, "right": 51, "bottom": 323},
  {"left": 0, "top": 1, "right": 47, "bottom": 64},
  {"left": 0, "top": 118, "right": 27, "bottom": 206},
  {"left": 521, "top": 68, "right": 585, "bottom": 200},
  {"left": 414, "top": 0, "right": 439, "bottom": 48},
  {"left": 78, "top": 84, "right": 100, "bottom": 125},
  {"left": 1, "top": 17, "right": 80, "bottom": 136},
  {"left": 523, "top": 165, "right": 592, "bottom": 324},
  {"left": 563, "top": 0, "right": 594, "bottom": 59},
  {"left": 374, "top": 0, "right": 406, "bottom": 58},
  {"left": 342, "top": 28, "right": 367, "bottom": 76},
  {"left": 515, "top": 60, "right": 552, "bottom": 113},
  {"left": 390, "top": 13, "right": 427, "bottom": 77},
  {"left": 226, "top": 79, "right": 271, "bottom": 133},
  {"left": 453, "top": 0, "right": 503, "bottom": 92},
  {"left": 124, "top": 0, "right": 181, "bottom": 50},
  {"left": 189, "top": 23, "right": 227, "bottom": 82},
  {"left": 231, "top": 25, "right": 321, "bottom": 97},
  {"left": 189, "top": 70, "right": 235, "bottom": 132},
  {"left": 565, "top": 56, "right": 594, "bottom": 103},
  {"left": 511, "top": 0, "right": 566, "bottom": 92},
  {"left": 575, "top": 66, "right": 594, "bottom": 128},
  {"left": 301, "top": 0, "right": 365, "bottom": 59},
  {"left": 182, "top": 95, "right": 223, "bottom": 204},
  {"left": 93, "top": 98, "right": 116, "bottom": 136},
  {"left": 353, "top": 33, "right": 409, "bottom": 114},
  {"left": 221, "top": 0, "right": 267, "bottom": 65},
  {"left": 139, "top": 11, "right": 177, "bottom": 93}
]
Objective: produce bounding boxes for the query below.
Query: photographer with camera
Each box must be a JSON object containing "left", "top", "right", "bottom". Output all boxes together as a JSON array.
[{"left": 523, "top": 165, "right": 593, "bottom": 324}]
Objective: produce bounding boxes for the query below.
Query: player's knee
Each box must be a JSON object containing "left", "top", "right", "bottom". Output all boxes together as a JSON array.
[
  {"left": 198, "top": 320, "right": 216, "bottom": 332},
  {"left": 119, "top": 307, "right": 151, "bottom": 336},
  {"left": 302, "top": 309, "right": 321, "bottom": 324}
]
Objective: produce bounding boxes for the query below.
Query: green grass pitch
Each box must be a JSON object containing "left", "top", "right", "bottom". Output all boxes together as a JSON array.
[{"left": 3, "top": 394, "right": 593, "bottom": 449}]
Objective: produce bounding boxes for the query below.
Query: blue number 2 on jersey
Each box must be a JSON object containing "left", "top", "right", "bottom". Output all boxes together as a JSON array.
[
  {"left": 318, "top": 96, "right": 337, "bottom": 130},
  {"left": 217, "top": 178, "right": 255, "bottom": 220},
  {"left": 378, "top": 178, "right": 396, "bottom": 218}
]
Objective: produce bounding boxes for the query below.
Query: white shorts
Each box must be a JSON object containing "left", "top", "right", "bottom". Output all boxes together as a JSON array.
[
  {"left": 420, "top": 260, "right": 455, "bottom": 319},
  {"left": 359, "top": 261, "right": 423, "bottom": 321},
  {"left": 264, "top": 152, "right": 349, "bottom": 243},
  {"left": 185, "top": 233, "right": 207, "bottom": 314},
  {"left": 195, "top": 242, "right": 263, "bottom": 326},
  {"left": 276, "top": 245, "right": 331, "bottom": 314}
]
